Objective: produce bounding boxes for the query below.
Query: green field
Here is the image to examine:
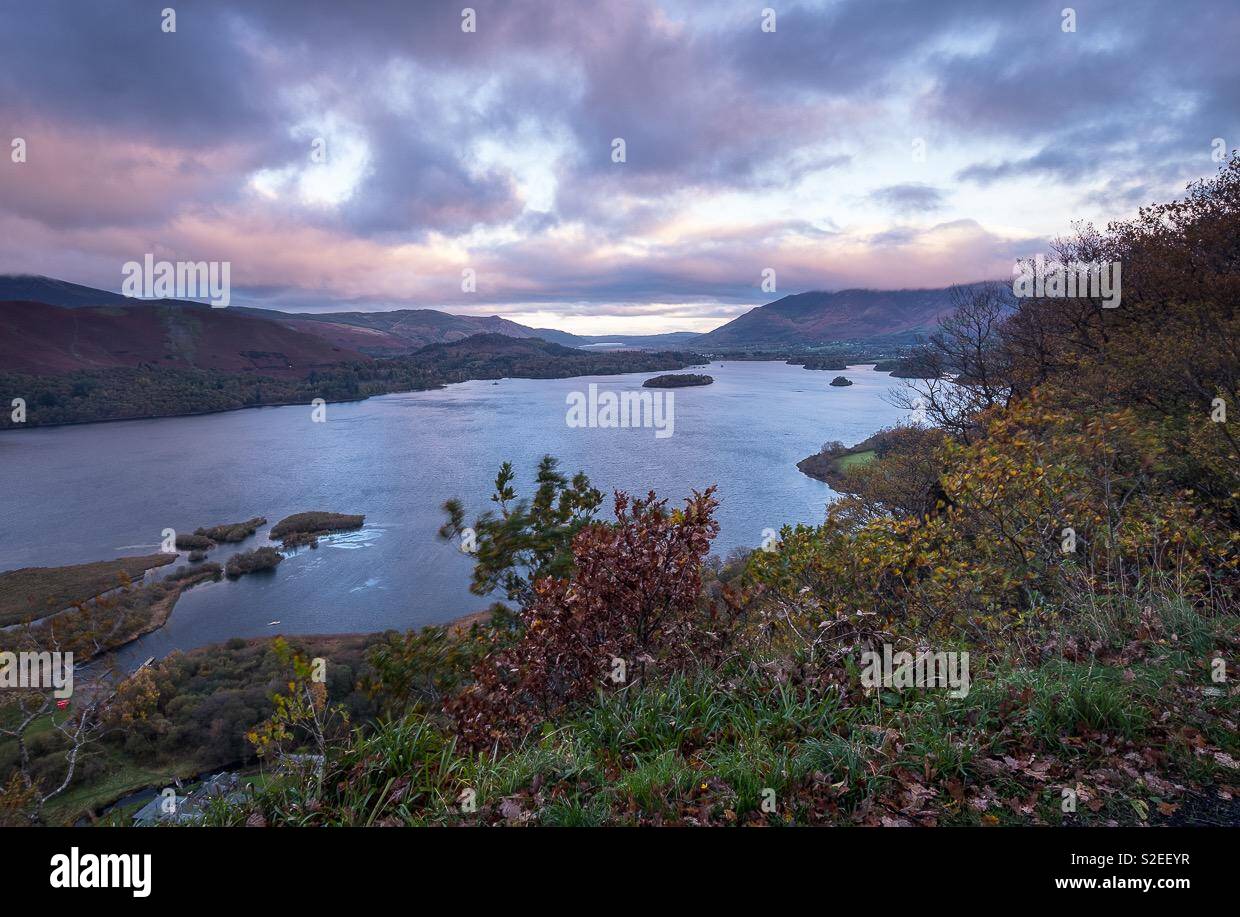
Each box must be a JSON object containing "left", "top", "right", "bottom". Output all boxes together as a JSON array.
[{"left": 833, "top": 448, "right": 877, "bottom": 471}]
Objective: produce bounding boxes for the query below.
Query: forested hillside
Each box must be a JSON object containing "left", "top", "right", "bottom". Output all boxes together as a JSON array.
[{"left": 0, "top": 334, "right": 705, "bottom": 428}]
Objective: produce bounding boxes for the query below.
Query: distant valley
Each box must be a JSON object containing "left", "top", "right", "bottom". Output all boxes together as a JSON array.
[{"left": 0, "top": 275, "right": 977, "bottom": 362}]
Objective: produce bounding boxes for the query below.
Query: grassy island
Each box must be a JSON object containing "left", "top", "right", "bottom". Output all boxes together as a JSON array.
[
  {"left": 795, "top": 430, "right": 899, "bottom": 486},
  {"left": 224, "top": 547, "right": 284, "bottom": 579},
  {"left": 270, "top": 512, "right": 365, "bottom": 548},
  {"left": 0, "top": 562, "right": 221, "bottom": 662},
  {"left": 642, "top": 373, "right": 713, "bottom": 388},
  {"left": 195, "top": 517, "right": 267, "bottom": 544},
  {"left": 790, "top": 357, "right": 849, "bottom": 371}
]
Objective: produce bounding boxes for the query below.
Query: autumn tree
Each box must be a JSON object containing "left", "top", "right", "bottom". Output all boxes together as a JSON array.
[
  {"left": 247, "top": 639, "right": 349, "bottom": 766},
  {"left": 449, "top": 487, "right": 723, "bottom": 748},
  {"left": 891, "top": 281, "right": 1015, "bottom": 444}
]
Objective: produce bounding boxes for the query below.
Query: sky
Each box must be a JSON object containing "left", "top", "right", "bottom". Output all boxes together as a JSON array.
[{"left": 0, "top": 0, "right": 1236, "bottom": 334}]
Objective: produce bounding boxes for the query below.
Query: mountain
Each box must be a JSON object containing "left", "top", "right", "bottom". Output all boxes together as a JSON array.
[
  {"left": 234, "top": 307, "right": 558, "bottom": 355},
  {"left": 241, "top": 312, "right": 707, "bottom": 353},
  {"left": 695, "top": 286, "right": 978, "bottom": 347},
  {"left": 0, "top": 276, "right": 557, "bottom": 354},
  {"left": 0, "top": 276, "right": 692, "bottom": 353},
  {"left": 0, "top": 300, "right": 364, "bottom": 376},
  {"left": 0, "top": 275, "right": 982, "bottom": 357}
]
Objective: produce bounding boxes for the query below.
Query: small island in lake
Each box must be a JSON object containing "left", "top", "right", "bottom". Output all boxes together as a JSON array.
[
  {"left": 195, "top": 517, "right": 267, "bottom": 544},
  {"left": 829, "top": 376, "right": 853, "bottom": 387},
  {"left": 872, "top": 357, "right": 940, "bottom": 379},
  {"left": 174, "top": 516, "right": 268, "bottom": 552},
  {"left": 642, "top": 373, "right": 714, "bottom": 388},
  {"left": 270, "top": 511, "right": 366, "bottom": 548},
  {"left": 225, "top": 547, "right": 284, "bottom": 578},
  {"left": 788, "top": 357, "right": 849, "bottom": 371}
]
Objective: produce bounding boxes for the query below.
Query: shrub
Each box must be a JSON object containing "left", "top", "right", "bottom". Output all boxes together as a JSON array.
[
  {"left": 448, "top": 487, "right": 724, "bottom": 748},
  {"left": 225, "top": 547, "right": 283, "bottom": 579},
  {"left": 165, "top": 562, "right": 222, "bottom": 582},
  {"left": 175, "top": 533, "right": 213, "bottom": 551}
]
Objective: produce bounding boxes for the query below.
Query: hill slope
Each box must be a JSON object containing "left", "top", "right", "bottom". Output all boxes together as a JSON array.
[
  {"left": 0, "top": 300, "right": 364, "bottom": 375},
  {"left": 0, "top": 275, "right": 134, "bottom": 309},
  {"left": 249, "top": 308, "right": 554, "bottom": 355}
]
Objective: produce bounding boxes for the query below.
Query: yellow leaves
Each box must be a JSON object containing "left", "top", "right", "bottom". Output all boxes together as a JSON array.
[{"left": 747, "top": 387, "right": 1233, "bottom": 641}]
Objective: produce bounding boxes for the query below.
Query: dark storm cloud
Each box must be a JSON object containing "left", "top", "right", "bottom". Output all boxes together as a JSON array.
[
  {"left": 0, "top": 2, "right": 270, "bottom": 143},
  {"left": 868, "top": 183, "right": 947, "bottom": 213},
  {"left": 724, "top": 0, "right": 1004, "bottom": 94},
  {"left": 920, "top": 0, "right": 1240, "bottom": 171},
  {"left": 956, "top": 147, "right": 1100, "bottom": 186}
]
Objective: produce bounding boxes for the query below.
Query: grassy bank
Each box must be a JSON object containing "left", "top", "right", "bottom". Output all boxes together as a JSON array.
[
  {"left": 203, "top": 586, "right": 1237, "bottom": 827},
  {"left": 0, "top": 555, "right": 175, "bottom": 626}
]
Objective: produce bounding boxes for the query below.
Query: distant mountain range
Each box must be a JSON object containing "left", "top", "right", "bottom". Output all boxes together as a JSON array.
[
  {"left": 232, "top": 307, "right": 703, "bottom": 355},
  {"left": 0, "top": 275, "right": 706, "bottom": 357},
  {"left": 0, "top": 275, "right": 976, "bottom": 376}
]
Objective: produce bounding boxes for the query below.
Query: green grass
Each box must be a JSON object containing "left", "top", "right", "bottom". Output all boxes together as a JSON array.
[
  {"left": 211, "top": 642, "right": 1219, "bottom": 826},
  {"left": 615, "top": 749, "right": 695, "bottom": 812},
  {"left": 168, "top": 579, "right": 1240, "bottom": 827},
  {"left": 795, "top": 733, "right": 889, "bottom": 807},
  {"left": 42, "top": 754, "right": 201, "bottom": 826},
  {"left": 834, "top": 449, "right": 877, "bottom": 471},
  {"left": 538, "top": 794, "right": 611, "bottom": 826}
]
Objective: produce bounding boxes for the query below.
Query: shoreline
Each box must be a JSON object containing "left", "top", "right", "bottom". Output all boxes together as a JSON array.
[
  {"left": 0, "top": 393, "right": 406, "bottom": 433},
  {"left": 0, "top": 357, "right": 896, "bottom": 434},
  {"left": 0, "top": 360, "right": 712, "bottom": 433},
  {"left": 109, "top": 608, "right": 500, "bottom": 675}
]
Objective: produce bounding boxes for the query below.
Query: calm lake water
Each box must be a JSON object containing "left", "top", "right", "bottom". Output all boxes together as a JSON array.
[{"left": 0, "top": 361, "right": 910, "bottom": 664}]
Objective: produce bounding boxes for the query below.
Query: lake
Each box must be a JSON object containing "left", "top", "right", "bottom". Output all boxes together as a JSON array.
[{"left": 0, "top": 360, "right": 910, "bottom": 664}]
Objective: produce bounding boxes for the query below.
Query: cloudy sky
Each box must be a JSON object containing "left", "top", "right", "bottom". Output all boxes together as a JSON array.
[{"left": 0, "top": 0, "right": 1235, "bottom": 333}]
